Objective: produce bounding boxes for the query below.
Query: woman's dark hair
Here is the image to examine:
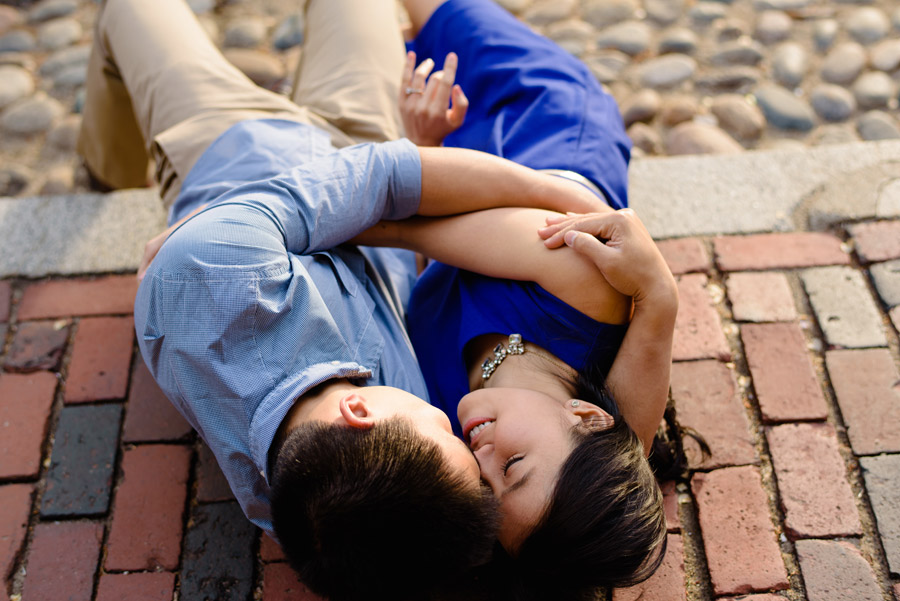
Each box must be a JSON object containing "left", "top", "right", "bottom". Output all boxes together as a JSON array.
[
  {"left": 489, "top": 362, "right": 687, "bottom": 601},
  {"left": 271, "top": 417, "right": 499, "bottom": 601}
]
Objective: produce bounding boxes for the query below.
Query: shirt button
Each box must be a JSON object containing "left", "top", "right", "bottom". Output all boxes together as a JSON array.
[{"left": 330, "top": 360, "right": 340, "bottom": 365}]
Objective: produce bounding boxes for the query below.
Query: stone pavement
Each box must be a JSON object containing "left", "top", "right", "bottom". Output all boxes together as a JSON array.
[{"left": 2, "top": 0, "right": 900, "bottom": 600}]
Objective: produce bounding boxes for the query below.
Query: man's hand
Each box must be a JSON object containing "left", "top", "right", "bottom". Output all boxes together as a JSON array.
[
  {"left": 538, "top": 209, "right": 677, "bottom": 307},
  {"left": 400, "top": 51, "right": 468, "bottom": 147},
  {"left": 137, "top": 203, "right": 209, "bottom": 281}
]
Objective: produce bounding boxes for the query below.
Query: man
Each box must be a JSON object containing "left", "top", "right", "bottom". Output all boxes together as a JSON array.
[{"left": 78, "top": 0, "right": 604, "bottom": 599}]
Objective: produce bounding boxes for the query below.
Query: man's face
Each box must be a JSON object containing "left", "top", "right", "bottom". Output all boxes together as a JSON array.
[{"left": 307, "top": 386, "right": 481, "bottom": 486}]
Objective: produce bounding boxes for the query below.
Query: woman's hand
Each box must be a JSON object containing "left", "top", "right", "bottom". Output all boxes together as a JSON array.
[
  {"left": 137, "top": 203, "right": 210, "bottom": 281},
  {"left": 399, "top": 51, "right": 468, "bottom": 147},
  {"left": 538, "top": 209, "right": 676, "bottom": 307}
]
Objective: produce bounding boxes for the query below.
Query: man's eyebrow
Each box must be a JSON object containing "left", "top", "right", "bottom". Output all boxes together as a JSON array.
[{"left": 501, "top": 468, "right": 534, "bottom": 501}]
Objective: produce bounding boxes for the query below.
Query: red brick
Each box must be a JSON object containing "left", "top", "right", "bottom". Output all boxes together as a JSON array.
[
  {"left": 718, "top": 593, "right": 785, "bottom": 601},
  {"left": 96, "top": 572, "right": 176, "bottom": 601},
  {"left": 691, "top": 466, "right": 788, "bottom": 596},
  {"left": 767, "top": 423, "right": 862, "bottom": 538},
  {"left": 18, "top": 275, "right": 138, "bottom": 320},
  {"left": 0, "top": 483, "right": 32, "bottom": 582},
  {"left": 714, "top": 233, "right": 850, "bottom": 271},
  {"left": 673, "top": 274, "right": 731, "bottom": 362},
  {"left": 671, "top": 361, "right": 756, "bottom": 470},
  {"left": 197, "top": 442, "right": 234, "bottom": 502},
  {"left": 850, "top": 221, "right": 900, "bottom": 263},
  {"left": 796, "top": 539, "right": 882, "bottom": 601},
  {"left": 613, "top": 534, "right": 685, "bottom": 601},
  {"left": 106, "top": 445, "right": 191, "bottom": 571},
  {"left": 262, "top": 562, "right": 324, "bottom": 601},
  {"left": 64, "top": 316, "right": 134, "bottom": 403},
  {"left": 0, "top": 280, "right": 10, "bottom": 323},
  {"left": 827, "top": 349, "right": 900, "bottom": 455},
  {"left": 123, "top": 359, "right": 191, "bottom": 442},
  {"left": 661, "top": 480, "right": 680, "bottom": 532},
  {"left": 741, "top": 323, "right": 828, "bottom": 422},
  {"left": 0, "top": 371, "right": 57, "bottom": 478},
  {"left": 22, "top": 521, "right": 103, "bottom": 601},
  {"left": 260, "top": 533, "right": 287, "bottom": 562},
  {"left": 5, "top": 320, "right": 70, "bottom": 372},
  {"left": 893, "top": 582, "right": 899, "bottom": 600},
  {"left": 657, "top": 238, "right": 711, "bottom": 275},
  {"left": 726, "top": 272, "right": 797, "bottom": 322}
]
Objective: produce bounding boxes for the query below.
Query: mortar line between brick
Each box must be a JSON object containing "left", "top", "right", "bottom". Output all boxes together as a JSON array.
[
  {"left": 699, "top": 248, "right": 807, "bottom": 599},
  {"left": 91, "top": 348, "right": 133, "bottom": 601},
  {"left": 788, "top": 234, "right": 898, "bottom": 600},
  {"left": 4, "top": 307, "right": 74, "bottom": 598}
]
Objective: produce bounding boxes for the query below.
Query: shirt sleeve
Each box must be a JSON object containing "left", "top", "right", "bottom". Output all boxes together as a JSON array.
[{"left": 177, "top": 138, "right": 422, "bottom": 261}]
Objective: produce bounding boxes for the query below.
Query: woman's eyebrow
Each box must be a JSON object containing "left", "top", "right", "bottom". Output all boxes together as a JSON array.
[{"left": 501, "top": 468, "right": 534, "bottom": 501}]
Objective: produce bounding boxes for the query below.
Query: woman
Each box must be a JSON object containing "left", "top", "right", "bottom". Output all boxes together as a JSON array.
[{"left": 360, "top": 0, "right": 681, "bottom": 598}]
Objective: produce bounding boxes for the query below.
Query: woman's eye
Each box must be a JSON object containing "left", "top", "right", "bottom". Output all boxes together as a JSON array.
[{"left": 502, "top": 455, "right": 524, "bottom": 476}]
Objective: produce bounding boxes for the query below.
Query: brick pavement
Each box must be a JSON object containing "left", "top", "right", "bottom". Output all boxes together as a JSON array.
[{"left": 1, "top": 219, "right": 898, "bottom": 601}]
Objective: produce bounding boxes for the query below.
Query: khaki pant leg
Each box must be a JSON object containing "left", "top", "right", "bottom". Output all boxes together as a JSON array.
[
  {"left": 77, "top": 0, "right": 348, "bottom": 207},
  {"left": 291, "top": 0, "right": 407, "bottom": 144}
]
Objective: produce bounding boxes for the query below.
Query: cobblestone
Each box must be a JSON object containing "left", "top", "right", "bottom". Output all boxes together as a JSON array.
[
  {"left": 18, "top": 275, "right": 137, "bottom": 320},
  {"left": 122, "top": 359, "right": 191, "bottom": 442},
  {"left": 672, "top": 274, "right": 731, "bottom": 361},
  {"left": 801, "top": 266, "right": 887, "bottom": 349},
  {"left": 714, "top": 233, "right": 849, "bottom": 271},
  {"left": 692, "top": 466, "right": 789, "bottom": 595},
  {"left": 96, "top": 572, "right": 176, "bottom": 601},
  {"left": 767, "top": 423, "right": 862, "bottom": 538},
  {"left": 106, "top": 444, "right": 190, "bottom": 571},
  {"left": 64, "top": 316, "right": 134, "bottom": 403},
  {"left": 827, "top": 348, "right": 900, "bottom": 455},
  {"left": 4, "top": 319, "right": 69, "bottom": 372},
  {"left": 741, "top": 322, "right": 828, "bottom": 422},
  {"left": 0, "top": 371, "right": 56, "bottom": 479},
  {"left": 656, "top": 238, "right": 711, "bottom": 275},
  {"left": 869, "top": 259, "right": 900, "bottom": 307},
  {"left": 670, "top": 360, "right": 756, "bottom": 469},
  {"left": 40, "top": 403, "right": 121, "bottom": 517},
  {"left": 795, "top": 539, "right": 883, "bottom": 601},
  {"left": 726, "top": 272, "right": 797, "bottom": 322},
  {"left": 180, "top": 502, "right": 257, "bottom": 601},
  {"left": 860, "top": 454, "right": 900, "bottom": 574},
  {"left": 850, "top": 221, "right": 900, "bottom": 263},
  {"left": 613, "top": 534, "right": 685, "bottom": 601},
  {"left": 22, "top": 520, "right": 103, "bottom": 601},
  {"left": 0, "top": 483, "right": 32, "bottom": 583}
]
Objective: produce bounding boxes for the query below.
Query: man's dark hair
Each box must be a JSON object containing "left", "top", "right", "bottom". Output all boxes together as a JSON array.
[{"left": 271, "top": 417, "right": 499, "bottom": 601}]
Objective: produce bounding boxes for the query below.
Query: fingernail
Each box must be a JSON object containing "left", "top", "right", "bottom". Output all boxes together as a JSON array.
[{"left": 564, "top": 231, "right": 579, "bottom": 246}]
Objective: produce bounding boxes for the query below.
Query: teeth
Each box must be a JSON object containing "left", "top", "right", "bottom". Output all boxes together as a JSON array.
[{"left": 469, "top": 420, "right": 494, "bottom": 440}]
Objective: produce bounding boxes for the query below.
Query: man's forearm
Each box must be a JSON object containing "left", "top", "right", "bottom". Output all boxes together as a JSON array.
[{"left": 416, "top": 147, "right": 610, "bottom": 217}]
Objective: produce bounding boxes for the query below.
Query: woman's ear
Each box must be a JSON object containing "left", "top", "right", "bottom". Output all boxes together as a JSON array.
[
  {"left": 567, "top": 399, "right": 615, "bottom": 431},
  {"left": 339, "top": 394, "right": 375, "bottom": 429}
]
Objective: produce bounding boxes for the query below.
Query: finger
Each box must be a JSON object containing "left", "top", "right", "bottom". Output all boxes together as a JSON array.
[
  {"left": 447, "top": 85, "right": 468, "bottom": 128},
  {"left": 565, "top": 230, "right": 614, "bottom": 263},
  {"left": 411, "top": 58, "right": 434, "bottom": 93},
  {"left": 424, "top": 69, "right": 444, "bottom": 105},
  {"left": 441, "top": 52, "right": 458, "bottom": 88},
  {"left": 403, "top": 51, "right": 416, "bottom": 88}
]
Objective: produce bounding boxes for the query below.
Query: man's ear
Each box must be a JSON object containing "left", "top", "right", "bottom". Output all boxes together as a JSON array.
[
  {"left": 567, "top": 399, "right": 615, "bottom": 432},
  {"left": 339, "top": 394, "right": 375, "bottom": 430}
]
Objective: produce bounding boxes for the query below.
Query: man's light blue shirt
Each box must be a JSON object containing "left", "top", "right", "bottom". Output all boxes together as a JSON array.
[{"left": 134, "top": 119, "right": 428, "bottom": 535}]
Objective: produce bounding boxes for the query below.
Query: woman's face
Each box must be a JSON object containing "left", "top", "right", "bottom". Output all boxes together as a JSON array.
[{"left": 457, "top": 387, "right": 585, "bottom": 550}]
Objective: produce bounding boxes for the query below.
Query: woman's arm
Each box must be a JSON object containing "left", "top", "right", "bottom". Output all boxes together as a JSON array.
[
  {"left": 539, "top": 210, "right": 677, "bottom": 455},
  {"left": 354, "top": 208, "right": 631, "bottom": 325}
]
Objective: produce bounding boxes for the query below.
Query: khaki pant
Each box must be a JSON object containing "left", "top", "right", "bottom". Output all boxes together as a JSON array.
[{"left": 77, "top": 0, "right": 406, "bottom": 208}]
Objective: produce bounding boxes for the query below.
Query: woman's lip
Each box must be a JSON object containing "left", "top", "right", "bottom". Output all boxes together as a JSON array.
[{"left": 462, "top": 417, "right": 493, "bottom": 444}]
